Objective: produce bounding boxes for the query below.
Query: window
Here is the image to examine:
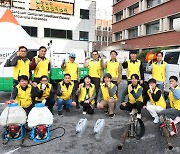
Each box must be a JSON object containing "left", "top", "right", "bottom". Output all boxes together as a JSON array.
[
  {"left": 97, "top": 26, "right": 102, "bottom": 30},
  {"left": 44, "top": 28, "right": 72, "bottom": 39},
  {"left": 128, "top": 27, "right": 138, "bottom": 39},
  {"left": 80, "top": 9, "right": 89, "bottom": 19},
  {"left": 164, "top": 52, "right": 180, "bottom": 64},
  {"left": 108, "top": 27, "right": 112, "bottom": 31},
  {"left": 146, "top": 21, "right": 159, "bottom": 35},
  {"left": 115, "top": 11, "right": 123, "bottom": 22},
  {"left": 108, "top": 37, "right": 112, "bottom": 42},
  {"left": 103, "top": 26, "right": 108, "bottom": 31},
  {"left": 129, "top": 3, "right": 139, "bottom": 16},
  {"left": 115, "top": 31, "right": 122, "bottom": 41},
  {"left": 22, "top": 26, "right": 37, "bottom": 37},
  {"left": 147, "top": 0, "right": 161, "bottom": 8},
  {"left": 79, "top": 31, "right": 89, "bottom": 41},
  {"left": 169, "top": 14, "right": 180, "bottom": 30}
]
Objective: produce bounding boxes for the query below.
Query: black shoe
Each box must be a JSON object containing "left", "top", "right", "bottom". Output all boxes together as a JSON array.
[
  {"left": 58, "top": 110, "right": 62, "bottom": 115},
  {"left": 109, "top": 113, "right": 115, "bottom": 118},
  {"left": 104, "top": 110, "right": 108, "bottom": 115},
  {"left": 76, "top": 103, "right": 80, "bottom": 109},
  {"left": 65, "top": 108, "right": 70, "bottom": 112}
]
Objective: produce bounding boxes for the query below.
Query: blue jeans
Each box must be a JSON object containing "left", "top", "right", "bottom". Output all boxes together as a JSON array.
[
  {"left": 56, "top": 98, "right": 73, "bottom": 111},
  {"left": 157, "top": 83, "right": 164, "bottom": 96}
]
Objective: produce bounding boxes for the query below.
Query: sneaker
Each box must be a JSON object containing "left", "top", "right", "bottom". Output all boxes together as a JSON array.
[
  {"left": 137, "top": 114, "right": 141, "bottom": 119},
  {"left": 76, "top": 103, "right": 80, "bottom": 109},
  {"left": 65, "top": 108, "right": 70, "bottom": 112},
  {"left": 104, "top": 110, "right": 108, "bottom": 115},
  {"left": 173, "top": 117, "right": 180, "bottom": 125},
  {"left": 82, "top": 111, "right": 87, "bottom": 115},
  {"left": 58, "top": 110, "right": 62, "bottom": 115},
  {"left": 109, "top": 113, "right": 115, "bottom": 118},
  {"left": 130, "top": 109, "right": 137, "bottom": 115},
  {"left": 153, "top": 116, "right": 159, "bottom": 124}
]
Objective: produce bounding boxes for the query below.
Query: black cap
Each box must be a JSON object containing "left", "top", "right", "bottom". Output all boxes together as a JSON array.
[{"left": 130, "top": 50, "right": 137, "bottom": 54}]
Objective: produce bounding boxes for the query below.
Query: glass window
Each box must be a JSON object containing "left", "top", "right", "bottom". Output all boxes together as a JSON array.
[
  {"left": 80, "top": 9, "right": 89, "bottom": 19},
  {"left": 164, "top": 52, "right": 180, "bottom": 64},
  {"left": 115, "top": 11, "right": 123, "bottom": 22},
  {"left": 169, "top": 14, "right": 180, "bottom": 30},
  {"left": 146, "top": 21, "right": 159, "bottom": 35},
  {"left": 79, "top": 31, "right": 89, "bottom": 41},
  {"left": 147, "top": 0, "right": 161, "bottom": 8},
  {"left": 128, "top": 27, "right": 138, "bottom": 39},
  {"left": 115, "top": 31, "right": 122, "bottom": 41},
  {"left": 22, "top": 26, "right": 38, "bottom": 37},
  {"left": 129, "top": 3, "right": 139, "bottom": 16}
]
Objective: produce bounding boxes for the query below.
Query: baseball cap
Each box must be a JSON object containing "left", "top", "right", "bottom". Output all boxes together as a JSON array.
[{"left": 69, "top": 52, "right": 76, "bottom": 58}]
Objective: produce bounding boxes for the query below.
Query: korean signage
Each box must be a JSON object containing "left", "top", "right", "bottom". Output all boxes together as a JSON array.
[{"left": 30, "top": 0, "right": 74, "bottom": 15}]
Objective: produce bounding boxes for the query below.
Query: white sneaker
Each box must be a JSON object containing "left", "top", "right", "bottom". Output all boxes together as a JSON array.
[
  {"left": 173, "top": 117, "right": 180, "bottom": 124},
  {"left": 137, "top": 114, "right": 141, "bottom": 119},
  {"left": 82, "top": 111, "right": 87, "bottom": 115},
  {"left": 153, "top": 116, "right": 159, "bottom": 124},
  {"left": 130, "top": 109, "right": 137, "bottom": 115}
]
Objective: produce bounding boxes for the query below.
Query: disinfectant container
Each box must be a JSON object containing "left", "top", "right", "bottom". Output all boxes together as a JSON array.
[
  {"left": 0, "top": 103, "right": 27, "bottom": 126},
  {"left": 27, "top": 103, "right": 53, "bottom": 128}
]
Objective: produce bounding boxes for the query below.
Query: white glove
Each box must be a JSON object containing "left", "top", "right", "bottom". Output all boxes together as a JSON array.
[
  {"left": 149, "top": 86, "right": 153, "bottom": 93},
  {"left": 41, "top": 84, "right": 46, "bottom": 90},
  {"left": 42, "top": 99, "right": 46, "bottom": 104}
]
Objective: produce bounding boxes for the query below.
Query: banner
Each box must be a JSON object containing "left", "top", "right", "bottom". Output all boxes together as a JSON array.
[{"left": 30, "top": 0, "right": 74, "bottom": 15}]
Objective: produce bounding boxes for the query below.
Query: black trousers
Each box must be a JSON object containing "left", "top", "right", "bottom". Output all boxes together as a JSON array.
[
  {"left": 120, "top": 101, "right": 143, "bottom": 114},
  {"left": 91, "top": 77, "right": 100, "bottom": 103},
  {"left": 72, "top": 80, "right": 79, "bottom": 103},
  {"left": 37, "top": 98, "right": 55, "bottom": 113},
  {"left": 23, "top": 103, "right": 34, "bottom": 115},
  {"left": 80, "top": 102, "right": 94, "bottom": 114}
]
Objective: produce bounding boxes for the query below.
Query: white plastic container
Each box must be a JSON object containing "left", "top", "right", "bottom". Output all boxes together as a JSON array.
[
  {"left": 0, "top": 103, "right": 27, "bottom": 126},
  {"left": 27, "top": 103, "right": 53, "bottom": 128},
  {"left": 94, "top": 119, "right": 105, "bottom": 139},
  {"left": 76, "top": 118, "right": 88, "bottom": 137}
]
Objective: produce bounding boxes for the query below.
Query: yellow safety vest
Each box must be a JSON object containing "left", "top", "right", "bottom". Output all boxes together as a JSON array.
[
  {"left": 147, "top": 87, "right": 166, "bottom": 109},
  {"left": 36, "top": 83, "right": 52, "bottom": 101},
  {"left": 13, "top": 59, "right": 30, "bottom": 80},
  {"left": 152, "top": 61, "right": 166, "bottom": 82},
  {"left": 78, "top": 83, "right": 95, "bottom": 104},
  {"left": 34, "top": 56, "right": 50, "bottom": 78},
  {"left": 64, "top": 60, "right": 78, "bottom": 80},
  {"left": 101, "top": 83, "right": 117, "bottom": 101},
  {"left": 128, "top": 84, "right": 143, "bottom": 104},
  {"left": 107, "top": 60, "right": 119, "bottom": 78},
  {"left": 169, "top": 86, "right": 180, "bottom": 110},
  {"left": 15, "top": 84, "right": 32, "bottom": 108},
  {"left": 57, "top": 81, "right": 74, "bottom": 100},
  {"left": 88, "top": 60, "right": 101, "bottom": 78},
  {"left": 127, "top": 60, "right": 141, "bottom": 80}
]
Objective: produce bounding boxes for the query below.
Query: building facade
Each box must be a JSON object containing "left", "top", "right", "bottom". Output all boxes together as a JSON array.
[
  {"left": 112, "top": 0, "right": 180, "bottom": 51},
  {"left": 0, "top": 0, "right": 96, "bottom": 54}
]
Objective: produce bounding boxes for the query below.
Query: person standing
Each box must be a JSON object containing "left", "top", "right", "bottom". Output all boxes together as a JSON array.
[
  {"left": 102, "top": 50, "right": 122, "bottom": 86},
  {"left": 36, "top": 75, "right": 55, "bottom": 114},
  {"left": 97, "top": 73, "right": 117, "bottom": 118},
  {"left": 146, "top": 51, "right": 169, "bottom": 95},
  {"left": 30, "top": 46, "right": 50, "bottom": 84},
  {"left": 84, "top": 50, "right": 104, "bottom": 104},
  {"left": 122, "top": 50, "right": 144, "bottom": 85},
  {"left": 76, "top": 75, "right": 96, "bottom": 115},
  {"left": 61, "top": 52, "right": 79, "bottom": 108},
  {"left": 9, "top": 46, "right": 30, "bottom": 87}
]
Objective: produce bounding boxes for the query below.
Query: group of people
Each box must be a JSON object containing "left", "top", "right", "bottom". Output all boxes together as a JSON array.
[{"left": 8, "top": 46, "right": 180, "bottom": 126}]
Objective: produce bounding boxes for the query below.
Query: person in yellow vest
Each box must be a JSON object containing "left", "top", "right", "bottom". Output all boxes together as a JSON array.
[
  {"left": 120, "top": 74, "right": 143, "bottom": 119},
  {"left": 146, "top": 51, "right": 169, "bottom": 95},
  {"left": 36, "top": 75, "right": 55, "bottom": 114},
  {"left": 102, "top": 50, "right": 122, "bottom": 85},
  {"left": 97, "top": 73, "right": 117, "bottom": 118},
  {"left": 56, "top": 73, "right": 76, "bottom": 115},
  {"left": 30, "top": 46, "right": 50, "bottom": 84},
  {"left": 84, "top": 50, "right": 104, "bottom": 105},
  {"left": 160, "top": 76, "right": 180, "bottom": 124},
  {"left": 8, "top": 46, "right": 31, "bottom": 87},
  {"left": 61, "top": 52, "right": 79, "bottom": 108},
  {"left": 143, "top": 78, "right": 166, "bottom": 123},
  {"left": 10, "top": 75, "right": 38, "bottom": 115},
  {"left": 122, "top": 50, "right": 144, "bottom": 85},
  {"left": 76, "top": 75, "right": 96, "bottom": 115}
]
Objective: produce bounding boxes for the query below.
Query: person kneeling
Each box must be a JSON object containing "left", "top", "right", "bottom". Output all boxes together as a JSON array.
[
  {"left": 35, "top": 75, "right": 55, "bottom": 114},
  {"left": 56, "top": 74, "right": 76, "bottom": 115},
  {"left": 97, "top": 73, "right": 117, "bottom": 118},
  {"left": 76, "top": 75, "right": 96, "bottom": 115},
  {"left": 120, "top": 74, "right": 143, "bottom": 119},
  {"left": 160, "top": 76, "right": 180, "bottom": 124}
]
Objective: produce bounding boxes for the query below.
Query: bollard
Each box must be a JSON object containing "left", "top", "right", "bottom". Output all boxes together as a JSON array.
[
  {"left": 76, "top": 118, "right": 88, "bottom": 137},
  {"left": 93, "top": 119, "right": 105, "bottom": 139}
]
